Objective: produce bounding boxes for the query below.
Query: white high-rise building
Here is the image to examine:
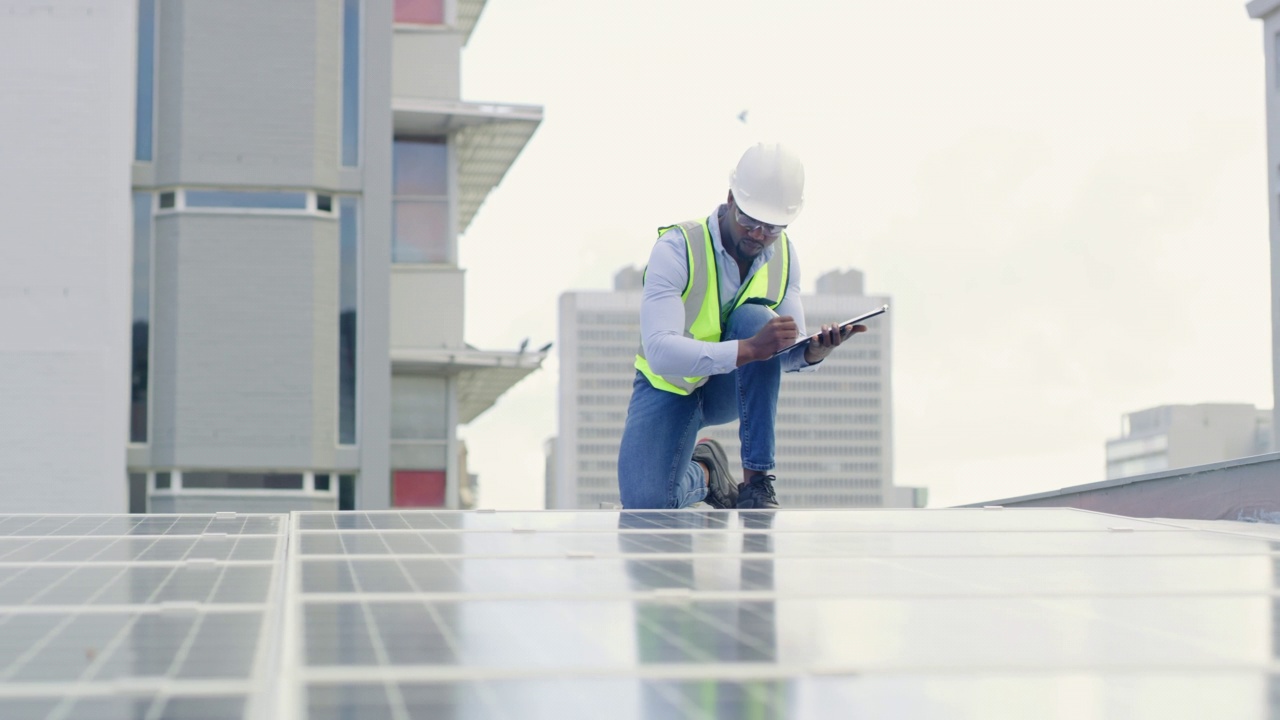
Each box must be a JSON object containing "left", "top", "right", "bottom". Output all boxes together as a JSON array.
[
  {"left": 1105, "top": 403, "right": 1274, "bottom": 480},
  {"left": 552, "top": 266, "right": 925, "bottom": 509},
  {"left": 552, "top": 267, "right": 644, "bottom": 509}
]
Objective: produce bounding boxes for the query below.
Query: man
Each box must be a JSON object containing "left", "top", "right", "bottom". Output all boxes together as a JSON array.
[{"left": 617, "top": 142, "right": 865, "bottom": 510}]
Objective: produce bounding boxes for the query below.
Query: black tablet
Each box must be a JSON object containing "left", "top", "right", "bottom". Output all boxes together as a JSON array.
[{"left": 771, "top": 304, "right": 888, "bottom": 358}]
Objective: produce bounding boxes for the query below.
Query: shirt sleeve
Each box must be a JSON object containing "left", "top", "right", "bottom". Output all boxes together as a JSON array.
[
  {"left": 639, "top": 229, "right": 740, "bottom": 377},
  {"left": 776, "top": 239, "right": 821, "bottom": 373}
]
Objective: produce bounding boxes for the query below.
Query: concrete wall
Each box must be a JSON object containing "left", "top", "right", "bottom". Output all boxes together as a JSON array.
[
  {"left": 390, "top": 266, "right": 465, "bottom": 348},
  {"left": 154, "top": 0, "right": 341, "bottom": 189},
  {"left": 392, "top": 30, "right": 461, "bottom": 100},
  {"left": 149, "top": 213, "right": 339, "bottom": 469},
  {"left": 0, "top": 1, "right": 135, "bottom": 512},
  {"left": 358, "top": 0, "right": 394, "bottom": 509}
]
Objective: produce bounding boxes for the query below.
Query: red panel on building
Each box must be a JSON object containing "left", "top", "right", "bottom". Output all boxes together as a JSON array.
[
  {"left": 393, "top": 470, "right": 446, "bottom": 507},
  {"left": 394, "top": 0, "right": 444, "bottom": 24}
]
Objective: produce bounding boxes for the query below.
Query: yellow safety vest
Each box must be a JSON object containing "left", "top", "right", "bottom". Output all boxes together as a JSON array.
[{"left": 634, "top": 217, "right": 791, "bottom": 395}]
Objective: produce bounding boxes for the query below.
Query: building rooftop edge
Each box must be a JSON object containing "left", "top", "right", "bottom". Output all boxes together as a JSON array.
[
  {"left": 391, "top": 97, "right": 545, "bottom": 124},
  {"left": 959, "top": 451, "right": 1280, "bottom": 507},
  {"left": 391, "top": 346, "right": 548, "bottom": 370}
]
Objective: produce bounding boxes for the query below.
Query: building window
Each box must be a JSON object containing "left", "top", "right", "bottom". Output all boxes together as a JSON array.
[
  {"left": 134, "top": 0, "right": 156, "bottom": 162},
  {"left": 339, "top": 474, "right": 356, "bottom": 510},
  {"left": 128, "top": 472, "right": 147, "bottom": 514},
  {"left": 185, "top": 190, "right": 309, "bottom": 210},
  {"left": 392, "top": 137, "right": 449, "bottom": 263},
  {"left": 182, "top": 472, "right": 305, "bottom": 490},
  {"left": 342, "top": 0, "right": 361, "bottom": 166},
  {"left": 156, "top": 189, "right": 338, "bottom": 214},
  {"left": 339, "top": 197, "right": 359, "bottom": 445},
  {"left": 130, "top": 192, "right": 152, "bottom": 443},
  {"left": 395, "top": 0, "right": 444, "bottom": 24}
]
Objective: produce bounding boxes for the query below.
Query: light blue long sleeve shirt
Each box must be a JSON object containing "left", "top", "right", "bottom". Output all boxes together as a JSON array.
[{"left": 639, "top": 205, "right": 818, "bottom": 378}]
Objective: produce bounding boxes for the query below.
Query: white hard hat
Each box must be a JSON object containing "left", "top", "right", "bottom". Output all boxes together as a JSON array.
[{"left": 728, "top": 142, "right": 805, "bottom": 227}]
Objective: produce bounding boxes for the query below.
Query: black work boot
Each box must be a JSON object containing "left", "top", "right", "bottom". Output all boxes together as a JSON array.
[
  {"left": 736, "top": 473, "right": 780, "bottom": 509},
  {"left": 692, "top": 439, "right": 738, "bottom": 509}
]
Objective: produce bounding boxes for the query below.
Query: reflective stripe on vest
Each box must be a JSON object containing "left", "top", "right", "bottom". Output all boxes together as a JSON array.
[{"left": 634, "top": 218, "right": 790, "bottom": 395}]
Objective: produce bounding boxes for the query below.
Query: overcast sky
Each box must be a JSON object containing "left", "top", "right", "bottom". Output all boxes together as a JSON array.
[{"left": 452, "top": 0, "right": 1271, "bottom": 509}]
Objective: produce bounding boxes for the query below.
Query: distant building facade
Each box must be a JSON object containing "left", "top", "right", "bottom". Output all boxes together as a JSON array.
[
  {"left": 552, "top": 266, "right": 925, "bottom": 509},
  {"left": 552, "top": 267, "right": 643, "bottom": 509},
  {"left": 112, "top": 0, "right": 543, "bottom": 513},
  {"left": 1105, "top": 403, "right": 1274, "bottom": 480},
  {"left": 543, "top": 438, "right": 558, "bottom": 510}
]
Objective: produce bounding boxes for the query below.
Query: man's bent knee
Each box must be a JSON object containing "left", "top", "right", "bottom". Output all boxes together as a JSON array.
[
  {"left": 619, "top": 480, "right": 675, "bottom": 510},
  {"left": 725, "top": 302, "right": 777, "bottom": 339}
]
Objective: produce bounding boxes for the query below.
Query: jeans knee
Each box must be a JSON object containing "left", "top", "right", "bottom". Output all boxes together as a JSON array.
[
  {"left": 619, "top": 483, "right": 672, "bottom": 510},
  {"left": 618, "top": 467, "right": 670, "bottom": 509},
  {"left": 725, "top": 303, "right": 776, "bottom": 339}
]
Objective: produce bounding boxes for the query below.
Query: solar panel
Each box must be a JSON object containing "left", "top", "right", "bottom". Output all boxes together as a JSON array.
[
  {"left": 0, "top": 509, "right": 1275, "bottom": 718},
  {"left": 0, "top": 513, "right": 284, "bottom": 719}
]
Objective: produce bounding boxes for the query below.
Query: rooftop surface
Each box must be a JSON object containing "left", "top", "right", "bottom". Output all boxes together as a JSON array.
[{"left": 0, "top": 507, "right": 1275, "bottom": 718}]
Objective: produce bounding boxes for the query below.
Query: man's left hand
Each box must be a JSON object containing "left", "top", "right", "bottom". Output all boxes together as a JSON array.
[{"left": 803, "top": 323, "right": 867, "bottom": 364}]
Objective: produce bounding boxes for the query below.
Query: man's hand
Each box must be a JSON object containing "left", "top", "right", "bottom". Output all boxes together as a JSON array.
[
  {"left": 737, "top": 316, "right": 798, "bottom": 366},
  {"left": 803, "top": 323, "right": 866, "bottom": 364}
]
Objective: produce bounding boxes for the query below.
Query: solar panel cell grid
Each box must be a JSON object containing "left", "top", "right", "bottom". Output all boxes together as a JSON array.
[
  {"left": 0, "top": 514, "right": 283, "bottom": 719},
  {"left": 0, "top": 510, "right": 1277, "bottom": 718}
]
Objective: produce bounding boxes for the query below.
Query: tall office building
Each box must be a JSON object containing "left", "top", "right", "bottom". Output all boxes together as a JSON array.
[
  {"left": 123, "top": 0, "right": 543, "bottom": 512},
  {"left": 552, "top": 266, "right": 925, "bottom": 509},
  {"left": 1248, "top": 0, "right": 1280, "bottom": 447},
  {"left": 1105, "top": 403, "right": 1274, "bottom": 480},
  {"left": 550, "top": 267, "right": 643, "bottom": 509}
]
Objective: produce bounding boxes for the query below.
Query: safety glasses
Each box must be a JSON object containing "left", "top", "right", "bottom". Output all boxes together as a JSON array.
[{"left": 733, "top": 204, "right": 786, "bottom": 238}]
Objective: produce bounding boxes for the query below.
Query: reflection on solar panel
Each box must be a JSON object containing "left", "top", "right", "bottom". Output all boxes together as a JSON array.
[{"left": 1, "top": 508, "right": 1277, "bottom": 718}]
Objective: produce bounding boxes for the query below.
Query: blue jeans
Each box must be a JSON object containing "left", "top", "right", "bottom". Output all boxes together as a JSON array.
[{"left": 617, "top": 303, "right": 781, "bottom": 509}]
